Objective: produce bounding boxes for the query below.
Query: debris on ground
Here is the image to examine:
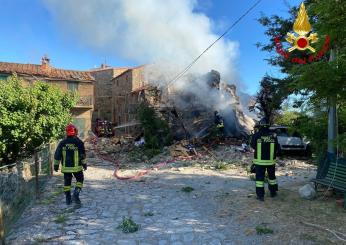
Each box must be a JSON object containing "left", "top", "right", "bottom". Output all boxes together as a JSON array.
[
  {"left": 169, "top": 140, "right": 197, "bottom": 157},
  {"left": 299, "top": 183, "right": 317, "bottom": 200},
  {"left": 85, "top": 133, "right": 316, "bottom": 185}
]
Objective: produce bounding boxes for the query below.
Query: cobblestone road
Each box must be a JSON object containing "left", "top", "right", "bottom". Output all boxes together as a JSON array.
[{"left": 6, "top": 156, "right": 316, "bottom": 245}]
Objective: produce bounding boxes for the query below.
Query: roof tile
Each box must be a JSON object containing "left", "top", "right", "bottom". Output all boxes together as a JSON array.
[{"left": 0, "top": 61, "right": 94, "bottom": 81}]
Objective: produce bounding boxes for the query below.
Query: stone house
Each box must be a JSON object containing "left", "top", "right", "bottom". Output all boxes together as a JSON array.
[
  {"left": 89, "top": 65, "right": 129, "bottom": 129},
  {"left": 0, "top": 57, "right": 94, "bottom": 138},
  {"left": 111, "top": 65, "right": 154, "bottom": 134}
]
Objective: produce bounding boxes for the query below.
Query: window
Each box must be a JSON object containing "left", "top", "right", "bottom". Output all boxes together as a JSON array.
[
  {"left": 67, "top": 82, "right": 79, "bottom": 92},
  {"left": 0, "top": 74, "right": 9, "bottom": 80}
]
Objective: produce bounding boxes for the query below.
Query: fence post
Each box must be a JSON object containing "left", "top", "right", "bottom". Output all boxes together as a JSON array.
[
  {"left": 49, "top": 144, "right": 53, "bottom": 176},
  {"left": 0, "top": 201, "right": 5, "bottom": 245},
  {"left": 34, "top": 152, "right": 40, "bottom": 199}
]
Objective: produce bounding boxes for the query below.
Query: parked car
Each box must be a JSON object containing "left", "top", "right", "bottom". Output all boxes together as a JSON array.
[{"left": 269, "top": 125, "right": 311, "bottom": 157}]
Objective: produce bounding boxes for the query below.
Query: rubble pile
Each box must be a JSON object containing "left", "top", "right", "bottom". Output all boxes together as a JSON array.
[
  {"left": 86, "top": 131, "right": 254, "bottom": 171},
  {"left": 140, "top": 70, "right": 255, "bottom": 140}
]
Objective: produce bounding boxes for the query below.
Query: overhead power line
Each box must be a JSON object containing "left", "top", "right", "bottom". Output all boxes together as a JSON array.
[{"left": 165, "top": 0, "right": 262, "bottom": 89}]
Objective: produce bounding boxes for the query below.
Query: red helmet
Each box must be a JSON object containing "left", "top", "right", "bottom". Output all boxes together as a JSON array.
[{"left": 66, "top": 124, "right": 77, "bottom": 136}]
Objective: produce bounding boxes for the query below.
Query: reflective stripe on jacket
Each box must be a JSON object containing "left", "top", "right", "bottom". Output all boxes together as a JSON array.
[
  {"left": 54, "top": 136, "right": 86, "bottom": 173},
  {"left": 250, "top": 128, "right": 278, "bottom": 165}
]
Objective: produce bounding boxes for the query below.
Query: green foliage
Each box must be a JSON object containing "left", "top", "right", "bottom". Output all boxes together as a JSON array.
[
  {"left": 143, "top": 211, "right": 154, "bottom": 217},
  {"left": 255, "top": 225, "right": 274, "bottom": 235},
  {"left": 214, "top": 161, "right": 230, "bottom": 171},
  {"left": 137, "top": 103, "right": 172, "bottom": 150},
  {"left": 250, "top": 75, "right": 289, "bottom": 123},
  {"left": 54, "top": 214, "right": 68, "bottom": 224},
  {"left": 274, "top": 110, "right": 300, "bottom": 127},
  {"left": 181, "top": 186, "right": 194, "bottom": 193},
  {"left": 117, "top": 217, "right": 140, "bottom": 233},
  {"left": 258, "top": 0, "right": 346, "bottom": 156},
  {"left": 274, "top": 109, "right": 303, "bottom": 135},
  {"left": 33, "top": 235, "right": 48, "bottom": 244},
  {"left": 0, "top": 75, "right": 77, "bottom": 164}
]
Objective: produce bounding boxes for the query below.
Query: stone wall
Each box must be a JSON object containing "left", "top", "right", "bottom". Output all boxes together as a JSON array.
[{"left": 0, "top": 143, "right": 56, "bottom": 235}]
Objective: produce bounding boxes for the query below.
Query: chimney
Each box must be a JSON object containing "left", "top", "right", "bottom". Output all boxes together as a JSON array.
[
  {"left": 100, "top": 64, "right": 109, "bottom": 69},
  {"left": 41, "top": 55, "right": 51, "bottom": 72}
]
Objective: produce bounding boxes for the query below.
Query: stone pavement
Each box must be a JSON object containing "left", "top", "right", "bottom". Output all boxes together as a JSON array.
[{"left": 6, "top": 156, "right": 312, "bottom": 245}]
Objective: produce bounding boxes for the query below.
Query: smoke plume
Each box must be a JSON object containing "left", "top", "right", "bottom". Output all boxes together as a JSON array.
[
  {"left": 44, "top": 0, "right": 255, "bottom": 136},
  {"left": 43, "top": 0, "right": 239, "bottom": 83}
]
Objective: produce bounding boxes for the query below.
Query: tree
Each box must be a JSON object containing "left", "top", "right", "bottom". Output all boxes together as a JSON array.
[
  {"left": 249, "top": 75, "right": 288, "bottom": 123},
  {"left": 0, "top": 75, "right": 77, "bottom": 165},
  {"left": 257, "top": 0, "right": 346, "bottom": 155},
  {"left": 137, "top": 102, "right": 172, "bottom": 151}
]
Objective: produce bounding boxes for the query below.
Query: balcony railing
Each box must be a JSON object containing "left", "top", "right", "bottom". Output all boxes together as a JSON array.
[{"left": 75, "top": 96, "right": 93, "bottom": 108}]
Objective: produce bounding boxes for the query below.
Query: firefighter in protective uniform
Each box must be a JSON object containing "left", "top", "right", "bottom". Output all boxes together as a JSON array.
[
  {"left": 250, "top": 118, "right": 278, "bottom": 201},
  {"left": 214, "top": 111, "right": 225, "bottom": 137},
  {"left": 54, "top": 124, "right": 87, "bottom": 205}
]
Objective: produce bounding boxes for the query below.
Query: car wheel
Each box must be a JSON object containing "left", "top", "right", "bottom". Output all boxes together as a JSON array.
[
  {"left": 277, "top": 145, "right": 283, "bottom": 156},
  {"left": 305, "top": 145, "right": 312, "bottom": 158}
]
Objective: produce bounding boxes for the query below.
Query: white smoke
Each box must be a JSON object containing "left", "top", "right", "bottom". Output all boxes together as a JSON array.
[
  {"left": 44, "top": 0, "right": 255, "bottom": 136},
  {"left": 43, "top": 0, "right": 239, "bottom": 84}
]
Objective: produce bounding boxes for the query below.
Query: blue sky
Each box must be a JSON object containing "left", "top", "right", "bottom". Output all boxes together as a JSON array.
[{"left": 0, "top": 0, "right": 302, "bottom": 95}]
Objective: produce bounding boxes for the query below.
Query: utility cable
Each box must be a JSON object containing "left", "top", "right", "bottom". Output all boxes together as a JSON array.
[{"left": 165, "top": 0, "right": 262, "bottom": 89}]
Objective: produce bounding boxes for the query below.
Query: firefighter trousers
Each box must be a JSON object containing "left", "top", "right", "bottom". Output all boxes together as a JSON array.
[
  {"left": 63, "top": 171, "right": 84, "bottom": 193},
  {"left": 255, "top": 164, "right": 278, "bottom": 198}
]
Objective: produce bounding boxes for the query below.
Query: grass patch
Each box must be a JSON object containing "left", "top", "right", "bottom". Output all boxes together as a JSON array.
[
  {"left": 54, "top": 214, "right": 68, "bottom": 224},
  {"left": 143, "top": 211, "right": 154, "bottom": 217},
  {"left": 33, "top": 235, "right": 48, "bottom": 244},
  {"left": 51, "top": 189, "right": 64, "bottom": 197},
  {"left": 117, "top": 217, "right": 140, "bottom": 233},
  {"left": 255, "top": 225, "right": 273, "bottom": 235},
  {"left": 214, "top": 161, "right": 229, "bottom": 170},
  {"left": 39, "top": 188, "right": 64, "bottom": 205},
  {"left": 39, "top": 198, "right": 53, "bottom": 205},
  {"left": 181, "top": 186, "right": 194, "bottom": 193}
]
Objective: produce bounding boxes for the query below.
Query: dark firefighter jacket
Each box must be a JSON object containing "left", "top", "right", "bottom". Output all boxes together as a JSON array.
[
  {"left": 214, "top": 113, "right": 224, "bottom": 128},
  {"left": 250, "top": 128, "right": 278, "bottom": 165},
  {"left": 54, "top": 136, "right": 86, "bottom": 173}
]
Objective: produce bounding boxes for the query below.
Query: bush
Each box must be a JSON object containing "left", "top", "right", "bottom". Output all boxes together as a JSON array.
[
  {"left": 137, "top": 103, "right": 172, "bottom": 150},
  {"left": 117, "top": 217, "right": 140, "bottom": 233},
  {"left": 0, "top": 75, "right": 76, "bottom": 165}
]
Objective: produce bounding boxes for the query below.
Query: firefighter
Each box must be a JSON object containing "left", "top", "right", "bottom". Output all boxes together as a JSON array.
[
  {"left": 54, "top": 124, "right": 87, "bottom": 205},
  {"left": 214, "top": 111, "right": 225, "bottom": 136},
  {"left": 250, "top": 118, "right": 278, "bottom": 201}
]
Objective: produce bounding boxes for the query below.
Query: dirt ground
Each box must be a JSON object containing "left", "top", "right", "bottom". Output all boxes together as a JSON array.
[{"left": 96, "top": 139, "right": 346, "bottom": 244}]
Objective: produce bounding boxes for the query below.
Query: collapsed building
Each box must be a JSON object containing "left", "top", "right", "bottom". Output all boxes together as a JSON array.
[
  {"left": 110, "top": 67, "right": 254, "bottom": 140},
  {"left": 0, "top": 57, "right": 254, "bottom": 140}
]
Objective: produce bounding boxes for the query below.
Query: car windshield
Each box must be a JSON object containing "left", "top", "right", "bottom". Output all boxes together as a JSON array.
[
  {"left": 271, "top": 128, "right": 301, "bottom": 138},
  {"left": 274, "top": 128, "right": 289, "bottom": 137}
]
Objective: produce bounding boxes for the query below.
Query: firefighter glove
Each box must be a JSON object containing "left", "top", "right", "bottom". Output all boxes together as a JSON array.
[
  {"left": 250, "top": 164, "right": 256, "bottom": 174},
  {"left": 54, "top": 165, "right": 59, "bottom": 172},
  {"left": 82, "top": 164, "right": 87, "bottom": 171}
]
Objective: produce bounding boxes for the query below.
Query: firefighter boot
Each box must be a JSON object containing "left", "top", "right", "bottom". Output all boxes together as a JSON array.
[
  {"left": 256, "top": 196, "right": 264, "bottom": 202},
  {"left": 270, "top": 192, "right": 277, "bottom": 198},
  {"left": 73, "top": 188, "right": 81, "bottom": 205},
  {"left": 65, "top": 192, "right": 72, "bottom": 205}
]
